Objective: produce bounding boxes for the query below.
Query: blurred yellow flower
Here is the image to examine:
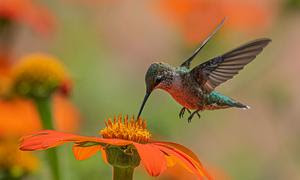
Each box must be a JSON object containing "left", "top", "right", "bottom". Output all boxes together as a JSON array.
[
  {"left": 0, "top": 53, "right": 79, "bottom": 136},
  {"left": 12, "top": 53, "right": 70, "bottom": 98},
  {"left": 0, "top": 138, "right": 38, "bottom": 178}
]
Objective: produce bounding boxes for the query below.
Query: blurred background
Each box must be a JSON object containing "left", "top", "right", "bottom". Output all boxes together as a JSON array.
[{"left": 0, "top": 0, "right": 300, "bottom": 179}]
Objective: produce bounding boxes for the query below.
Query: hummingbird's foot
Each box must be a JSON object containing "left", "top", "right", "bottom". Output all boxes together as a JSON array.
[
  {"left": 187, "top": 110, "right": 201, "bottom": 123},
  {"left": 179, "top": 108, "right": 185, "bottom": 118},
  {"left": 179, "top": 107, "right": 191, "bottom": 118}
]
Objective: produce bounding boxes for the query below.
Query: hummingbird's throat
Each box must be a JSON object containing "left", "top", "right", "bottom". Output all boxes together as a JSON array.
[{"left": 100, "top": 115, "right": 151, "bottom": 144}]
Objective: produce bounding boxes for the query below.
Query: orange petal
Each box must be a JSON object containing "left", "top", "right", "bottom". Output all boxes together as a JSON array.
[
  {"left": 20, "top": 130, "right": 132, "bottom": 151},
  {"left": 99, "top": 147, "right": 108, "bottom": 164},
  {"left": 153, "top": 142, "right": 212, "bottom": 180},
  {"left": 53, "top": 94, "right": 80, "bottom": 132},
  {"left": 0, "top": 98, "right": 41, "bottom": 137},
  {"left": 166, "top": 155, "right": 195, "bottom": 174},
  {"left": 72, "top": 145, "right": 101, "bottom": 160},
  {"left": 20, "top": 130, "right": 78, "bottom": 151},
  {"left": 133, "top": 143, "right": 167, "bottom": 177},
  {"left": 154, "top": 141, "right": 202, "bottom": 166},
  {"left": 165, "top": 155, "right": 176, "bottom": 167},
  {"left": 0, "top": 95, "right": 78, "bottom": 137}
]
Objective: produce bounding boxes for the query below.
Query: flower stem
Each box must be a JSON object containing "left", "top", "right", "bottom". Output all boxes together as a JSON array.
[
  {"left": 113, "top": 166, "right": 134, "bottom": 180},
  {"left": 34, "top": 97, "right": 54, "bottom": 129},
  {"left": 34, "top": 97, "right": 60, "bottom": 180},
  {"left": 106, "top": 145, "right": 140, "bottom": 180}
]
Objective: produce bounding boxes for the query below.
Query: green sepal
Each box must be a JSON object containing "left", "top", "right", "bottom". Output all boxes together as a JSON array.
[{"left": 106, "top": 145, "right": 140, "bottom": 168}]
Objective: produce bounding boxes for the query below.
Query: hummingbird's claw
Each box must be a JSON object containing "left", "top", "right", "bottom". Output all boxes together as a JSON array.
[
  {"left": 196, "top": 112, "right": 201, "bottom": 119},
  {"left": 179, "top": 107, "right": 191, "bottom": 119},
  {"left": 187, "top": 110, "right": 201, "bottom": 123},
  {"left": 179, "top": 108, "right": 185, "bottom": 118},
  {"left": 187, "top": 109, "right": 191, "bottom": 114}
]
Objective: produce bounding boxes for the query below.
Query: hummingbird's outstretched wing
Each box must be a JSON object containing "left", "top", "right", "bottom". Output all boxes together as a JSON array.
[
  {"left": 191, "top": 38, "right": 271, "bottom": 93},
  {"left": 180, "top": 18, "right": 225, "bottom": 69}
]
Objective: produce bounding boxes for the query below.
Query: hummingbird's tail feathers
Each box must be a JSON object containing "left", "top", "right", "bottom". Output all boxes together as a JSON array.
[
  {"left": 232, "top": 101, "right": 250, "bottom": 110},
  {"left": 207, "top": 91, "right": 250, "bottom": 110}
]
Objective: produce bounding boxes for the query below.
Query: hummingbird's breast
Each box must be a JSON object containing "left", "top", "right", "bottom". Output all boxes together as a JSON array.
[{"left": 161, "top": 72, "right": 203, "bottom": 110}]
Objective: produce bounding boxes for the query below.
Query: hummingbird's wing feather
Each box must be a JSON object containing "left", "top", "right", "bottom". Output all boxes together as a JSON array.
[
  {"left": 180, "top": 18, "right": 225, "bottom": 69},
  {"left": 191, "top": 38, "right": 271, "bottom": 92}
]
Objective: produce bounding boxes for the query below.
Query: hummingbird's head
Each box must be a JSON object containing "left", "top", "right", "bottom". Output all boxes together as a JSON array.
[
  {"left": 145, "top": 63, "right": 166, "bottom": 92},
  {"left": 137, "top": 62, "right": 173, "bottom": 118}
]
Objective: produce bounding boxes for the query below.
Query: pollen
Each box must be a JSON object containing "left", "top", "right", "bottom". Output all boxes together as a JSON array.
[
  {"left": 100, "top": 115, "right": 151, "bottom": 144},
  {"left": 12, "top": 53, "right": 69, "bottom": 98}
]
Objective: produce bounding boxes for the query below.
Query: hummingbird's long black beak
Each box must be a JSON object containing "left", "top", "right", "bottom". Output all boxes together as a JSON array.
[{"left": 137, "top": 91, "right": 151, "bottom": 119}]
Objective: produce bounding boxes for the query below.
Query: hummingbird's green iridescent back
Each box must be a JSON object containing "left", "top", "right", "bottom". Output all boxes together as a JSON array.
[{"left": 153, "top": 64, "right": 250, "bottom": 111}]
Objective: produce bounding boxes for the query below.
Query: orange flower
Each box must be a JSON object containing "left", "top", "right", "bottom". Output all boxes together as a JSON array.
[
  {"left": 0, "top": 0, "right": 55, "bottom": 35},
  {"left": 0, "top": 53, "right": 79, "bottom": 136},
  {"left": 20, "top": 115, "right": 212, "bottom": 179},
  {"left": 154, "top": 0, "right": 275, "bottom": 43}
]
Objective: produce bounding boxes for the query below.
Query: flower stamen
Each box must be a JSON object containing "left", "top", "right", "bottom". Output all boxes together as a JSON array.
[{"left": 100, "top": 115, "right": 151, "bottom": 144}]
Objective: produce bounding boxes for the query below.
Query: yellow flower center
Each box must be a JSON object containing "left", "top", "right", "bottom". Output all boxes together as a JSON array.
[
  {"left": 12, "top": 53, "right": 69, "bottom": 98},
  {"left": 100, "top": 115, "right": 151, "bottom": 144}
]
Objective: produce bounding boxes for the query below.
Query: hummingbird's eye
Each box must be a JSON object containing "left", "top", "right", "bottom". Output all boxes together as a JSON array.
[{"left": 155, "top": 76, "right": 163, "bottom": 84}]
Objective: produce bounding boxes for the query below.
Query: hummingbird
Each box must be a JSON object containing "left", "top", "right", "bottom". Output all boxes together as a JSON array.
[{"left": 137, "top": 18, "right": 271, "bottom": 122}]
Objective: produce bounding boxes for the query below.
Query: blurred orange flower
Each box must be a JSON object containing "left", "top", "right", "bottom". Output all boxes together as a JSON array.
[
  {"left": 154, "top": 0, "right": 275, "bottom": 43},
  {"left": 0, "top": 94, "right": 79, "bottom": 137},
  {"left": 0, "top": 54, "right": 79, "bottom": 137},
  {"left": 20, "top": 115, "right": 212, "bottom": 179},
  {"left": 0, "top": 0, "right": 55, "bottom": 35}
]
